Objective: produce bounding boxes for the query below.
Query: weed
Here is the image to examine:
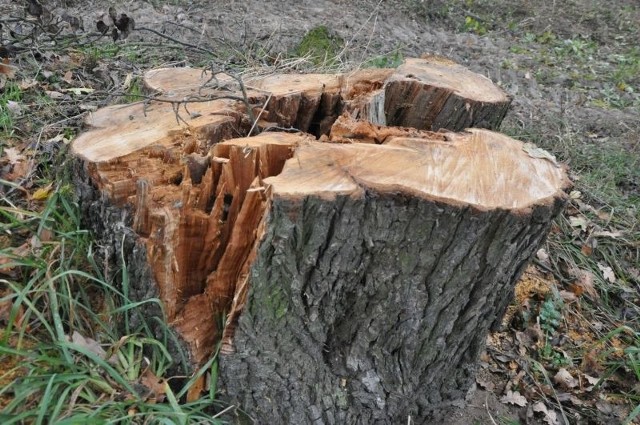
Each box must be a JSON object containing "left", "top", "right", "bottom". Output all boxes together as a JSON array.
[
  {"left": 0, "top": 83, "right": 23, "bottom": 137},
  {"left": 613, "top": 50, "right": 640, "bottom": 79},
  {"left": 123, "top": 77, "right": 144, "bottom": 104},
  {"left": 463, "top": 16, "right": 487, "bottom": 35},
  {"left": 294, "top": 25, "right": 344, "bottom": 67},
  {"left": 539, "top": 297, "right": 563, "bottom": 335},
  {"left": 80, "top": 44, "right": 121, "bottom": 71},
  {"left": 364, "top": 50, "right": 404, "bottom": 68}
]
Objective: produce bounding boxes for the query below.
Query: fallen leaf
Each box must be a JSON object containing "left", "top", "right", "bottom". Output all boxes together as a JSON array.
[
  {"left": 63, "top": 70, "right": 73, "bottom": 83},
  {"left": 597, "top": 263, "right": 616, "bottom": 283},
  {"left": 122, "top": 73, "right": 133, "bottom": 90},
  {"left": 46, "top": 133, "right": 71, "bottom": 144},
  {"left": 31, "top": 183, "right": 53, "bottom": 201},
  {"left": 584, "top": 374, "right": 600, "bottom": 391},
  {"left": 581, "top": 241, "right": 594, "bottom": 256},
  {"left": 30, "top": 234, "right": 42, "bottom": 249},
  {"left": 2, "top": 159, "right": 32, "bottom": 182},
  {"left": 523, "top": 143, "right": 558, "bottom": 166},
  {"left": 581, "top": 349, "right": 604, "bottom": 376},
  {"left": 557, "top": 392, "right": 585, "bottom": 406},
  {"left": 4, "top": 147, "right": 24, "bottom": 165},
  {"left": 140, "top": 368, "right": 167, "bottom": 402},
  {"left": 559, "top": 290, "right": 577, "bottom": 302},
  {"left": 19, "top": 79, "right": 39, "bottom": 90},
  {"left": 35, "top": 228, "right": 54, "bottom": 243},
  {"left": 0, "top": 62, "right": 17, "bottom": 78},
  {"left": 592, "top": 230, "right": 623, "bottom": 239},
  {"left": 569, "top": 216, "right": 588, "bottom": 231},
  {"left": 0, "top": 298, "right": 27, "bottom": 330},
  {"left": 46, "top": 90, "right": 65, "bottom": 99},
  {"left": 569, "top": 190, "right": 582, "bottom": 199},
  {"left": 186, "top": 374, "right": 206, "bottom": 402},
  {"left": 554, "top": 368, "right": 579, "bottom": 389},
  {"left": 500, "top": 390, "right": 527, "bottom": 407},
  {"left": 569, "top": 269, "right": 599, "bottom": 300},
  {"left": 475, "top": 370, "right": 496, "bottom": 392},
  {"left": 68, "top": 331, "right": 108, "bottom": 359},
  {"left": 596, "top": 400, "right": 614, "bottom": 415},
  {"left": 532, "top": 401, "right": 560, "bottom": 425},
  {"left": 64, "top": 87, "right": 95, "bottom": 95},
  {"left": 536, "top": 248, "right": 549, "bottom": 264},
  {"left": 6, "top": 100, "right": 22, "bottom": 117}
]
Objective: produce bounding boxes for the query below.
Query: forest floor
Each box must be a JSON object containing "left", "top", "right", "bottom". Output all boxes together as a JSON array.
[{"left": 0, "top": 0, "right": 639, "bottom": 424}]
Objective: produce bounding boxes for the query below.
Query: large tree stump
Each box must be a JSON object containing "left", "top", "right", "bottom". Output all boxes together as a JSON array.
[{"left": 71, "top": 58, "right": 570, "bottom": 424}]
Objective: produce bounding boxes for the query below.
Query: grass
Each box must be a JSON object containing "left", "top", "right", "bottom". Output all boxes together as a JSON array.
[
  {"left": 0, "top": 182, "right": 225, "bottom": 422},
  {"left": 500, "top": 65, "right": 640, "bottom": 425},
  {"left": 294, "top": 25, "right": 344, "bottom": 68},
  {"left": 0, "top": 83, "right": 23, "bottom": 138}
]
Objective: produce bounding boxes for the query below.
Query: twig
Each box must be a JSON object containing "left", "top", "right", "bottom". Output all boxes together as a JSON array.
[
  {"left": 211, "top": 404, "right": 236, "bottom": 419},
  {"left": 529, "top": 359, "right": 571, "bottom": 425},
  {"left": 248, "top": 92, "right": 272, "bottom": 136},
  {"left": 136, "top": 26, "right": 216, "bottom": 56},
  {"left": 485, "top": 393, "right": 499, "bottom": 425}
]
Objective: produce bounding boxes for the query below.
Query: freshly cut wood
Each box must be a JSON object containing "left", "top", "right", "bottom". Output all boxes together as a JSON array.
[
  {"left": 72, "top": 58, "right": 568, "bottom": 424},
  {"left": 383, "top": 56, "right": 511, "bottom": 131}
]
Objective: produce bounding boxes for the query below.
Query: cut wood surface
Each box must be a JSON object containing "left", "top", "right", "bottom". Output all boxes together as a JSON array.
[{"left": 72, "top": 58, "right": 570, "bottom": 424}]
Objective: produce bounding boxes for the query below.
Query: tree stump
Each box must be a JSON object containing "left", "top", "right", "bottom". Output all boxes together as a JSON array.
[{"left": 71, "top": 58, "right": 570, "bottom": 424}]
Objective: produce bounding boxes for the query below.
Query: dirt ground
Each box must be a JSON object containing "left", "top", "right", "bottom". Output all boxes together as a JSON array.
[{"left": 1, "top": 0, "right": 639, "bottom": 423}]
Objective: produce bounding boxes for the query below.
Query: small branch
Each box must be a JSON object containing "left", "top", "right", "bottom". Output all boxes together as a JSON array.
[
  {"left": 248, "top": 92, "right": 272, "bottom": 137},
  {"left": 135, "top": 26, "right": 216, "bottom": 56}
]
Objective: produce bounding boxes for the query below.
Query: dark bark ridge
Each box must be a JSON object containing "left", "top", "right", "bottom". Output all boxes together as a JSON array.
[{"left": 218, "top": 190, "right": 567, "bottom": 424}]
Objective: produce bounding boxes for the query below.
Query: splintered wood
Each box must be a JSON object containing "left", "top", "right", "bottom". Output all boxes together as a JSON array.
[{"left": 73, "top": 57, "right": 570, "bottom": 423}]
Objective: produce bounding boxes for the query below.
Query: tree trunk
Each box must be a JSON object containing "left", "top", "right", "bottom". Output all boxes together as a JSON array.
[{"left": 71, "top": 58, "right": 570, "bottom": 424}]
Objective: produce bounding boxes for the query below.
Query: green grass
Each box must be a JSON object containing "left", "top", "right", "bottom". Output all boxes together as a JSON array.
[
  {"left": 294, "top": 25, "right": 344, "bottom": 67},
  {"left": 0, "top": 82, "right": 23, "bottom": 137},
  {"left": 0, "top": 185, "right": 225, "bottom": 423},
  {"left": 123, "top": 77, "right": 144, "bottom": 104},
  {"left": 363, "top": 50, "right": 404, "bottom": 69}
]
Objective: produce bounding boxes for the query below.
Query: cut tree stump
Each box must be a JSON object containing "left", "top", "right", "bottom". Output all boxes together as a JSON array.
[{"left": 72, "top": 58, "right": 570, "bottom": 424}]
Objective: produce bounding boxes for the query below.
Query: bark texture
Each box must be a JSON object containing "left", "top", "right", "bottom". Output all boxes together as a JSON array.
[
  {"left": 384, "top": 57, "right": 511, "bottom": 131},
  {"left": 219, "top": 193, "right": 567, "bottom": 424}
]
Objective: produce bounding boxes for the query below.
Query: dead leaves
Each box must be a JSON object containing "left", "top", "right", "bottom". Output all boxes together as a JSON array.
[
  {"left": 553, "top": 368, "right": 579, "bottom": 390},
  {"left": 3, "top": 147, "right": 23, "bottom": 165},
  {"left": 501, "top": 390, "right": 527, "bottom": 407},
  {"left": 597, "top": 263, "right": 616, "bottom": 283},
  {"left": 531, "top": 401, "right": 560, "bottom": 425},
  {"left": 31, "top": 182, "right": 53, "bottom": 201},
  {"left": 139, "top": 368, "right": 168, "bottom": 402},
  {"left": 0, "top": 59, "right": 18, "bottom": 81},
  {"left": 480, "top": 264, "right": 635, "bottom": 423}
]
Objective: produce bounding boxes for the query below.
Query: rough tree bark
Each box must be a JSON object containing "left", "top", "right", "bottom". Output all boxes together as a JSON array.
[{"left": 71, "top": 58, "right": 570, "bottom": 424}]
